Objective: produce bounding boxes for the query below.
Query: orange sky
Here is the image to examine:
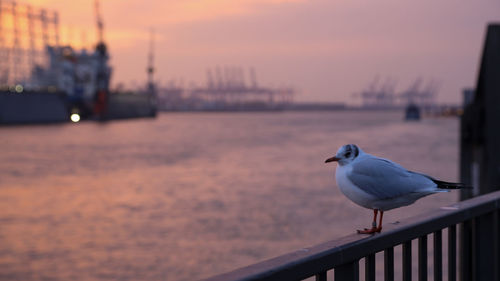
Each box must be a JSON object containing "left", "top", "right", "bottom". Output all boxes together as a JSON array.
[{"left": 15, "top": 0, "right": 500, "bottom": 103}]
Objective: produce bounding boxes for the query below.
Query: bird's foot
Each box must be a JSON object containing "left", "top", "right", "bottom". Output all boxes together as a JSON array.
[{"left": 357, "top": 227, "right": 382, "bottom": 234}]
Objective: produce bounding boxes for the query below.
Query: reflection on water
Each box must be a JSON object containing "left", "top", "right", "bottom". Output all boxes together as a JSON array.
[{"left": 0, "top": 111, "right": 459, "bottom": 280}]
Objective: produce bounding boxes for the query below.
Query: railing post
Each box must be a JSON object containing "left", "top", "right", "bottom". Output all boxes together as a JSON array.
[
  {"left": 473, "top": 212, "right": 495, "bottom": 280},
  {"left": 433, "top": 230, "right": 442, "bottom": 281},
  {"left": 460, "top": 220, "right": 473, "bottom": 281},
  {"left": 335, "top": 261, "right": 359, "bottom": 281},
  {"left": 448, "top": 225, "right": 457, "bottom": 281},
  {"left": 418, "top": 235, "right": 427, "bottom": 281},
  {"left": 495, "top": 210, "right": 500, "bottom": 281},
  {"left": 315, "top": 271, "right": 327, "bottom": 281},
  {"left": 402, "top": 241, "right": 412, "bottom": 281},
  {"left": 384, "top": 247, "right": 394, "bottom": 281},
  {"left": 365, "top": 254, "right": 376, "bottom": 281}
]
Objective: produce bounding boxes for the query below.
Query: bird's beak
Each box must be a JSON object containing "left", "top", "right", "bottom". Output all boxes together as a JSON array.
[{"left": 325, "top": 156, "right": 340, "bottom": 163}]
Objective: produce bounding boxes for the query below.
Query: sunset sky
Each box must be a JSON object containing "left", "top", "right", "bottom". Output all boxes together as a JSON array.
[{"left": 20, "top": 0, "right": 500, "bottom": 103}]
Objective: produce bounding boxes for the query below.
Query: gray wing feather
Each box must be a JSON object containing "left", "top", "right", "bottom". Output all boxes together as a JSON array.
[{"left": 348, "top": 157, "right": 436, "bottom": 199}]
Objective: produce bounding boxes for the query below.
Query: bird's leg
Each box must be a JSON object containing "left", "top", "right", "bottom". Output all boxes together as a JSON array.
[
  {"left": 372, "top": 209, "right": 378, "bottom": 228},
  {"left": 357, "top": 209, "right": 379, "bottom": 234},
  {"left": 375, "top": 211, "right": 384, "bottom": 233}
]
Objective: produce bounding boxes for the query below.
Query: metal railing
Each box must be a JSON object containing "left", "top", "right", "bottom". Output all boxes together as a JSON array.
[{"left": 202, "top": 190, "right": 500, "bottom": 281}]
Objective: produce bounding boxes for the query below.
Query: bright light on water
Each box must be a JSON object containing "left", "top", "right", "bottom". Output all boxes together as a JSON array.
[
  {"left": 70, "top": 113, "right": 81, "bottom": 123},
  {"left": 15, "top": 84, "right": 23, "bottom": 93}
]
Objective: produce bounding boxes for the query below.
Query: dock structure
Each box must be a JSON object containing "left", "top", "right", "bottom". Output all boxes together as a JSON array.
[
  {"left": 189, "top": 67, "right": 293, "bottom": 110},
  {"left": 460, "top": 24, "right": 500, "bottom": 200},
  {"left": 0, "top": 1, "right": 59, "bottom": 86},
  {"left": 354, "top": 77, "right": 439, "bottom": 110},
  {"left": 202, "top": 191, "right": 500, "bottom": 281},
  {"left": 157, "top": 67, "right": 294, "bottom": 111}
]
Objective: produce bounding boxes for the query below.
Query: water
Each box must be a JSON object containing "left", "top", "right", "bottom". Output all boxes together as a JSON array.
[{"left": 0, "top": 111, "right": 459, "bottom": 280}]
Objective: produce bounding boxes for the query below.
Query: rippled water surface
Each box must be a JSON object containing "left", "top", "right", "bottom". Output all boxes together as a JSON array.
[{"left": 0, "top": 111, "right": 459, "bottom": 280}]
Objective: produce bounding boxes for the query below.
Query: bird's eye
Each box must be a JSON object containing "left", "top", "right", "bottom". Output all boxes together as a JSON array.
[{"left": 345, "top": 152, "right": 351, "bottom": 157}]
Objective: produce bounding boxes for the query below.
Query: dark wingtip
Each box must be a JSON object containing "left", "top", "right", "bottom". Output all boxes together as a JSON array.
[{"left": 433, "top": 179, "right": 473, "bottom": 189}]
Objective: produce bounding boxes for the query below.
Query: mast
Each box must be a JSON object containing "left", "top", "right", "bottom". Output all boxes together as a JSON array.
[
  {"left": 94, "top": 0, "right": 104, "bottom": 44},
  {"left": 147, "top": 28, "right": 155, "bottom": 94},
  {"left": 146, "top": 28, "right": 157, "bottom": 116},
  {"left": 93, "top": 0, "right": 110, "bottom": 120}
]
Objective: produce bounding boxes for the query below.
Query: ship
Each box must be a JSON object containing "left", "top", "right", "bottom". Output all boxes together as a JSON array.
[
  {"left": 404, "top": 103, "right": 421, "bottom": 121},
  {"left": 0, "top": 1, "right": 156, "bottom": 125}
]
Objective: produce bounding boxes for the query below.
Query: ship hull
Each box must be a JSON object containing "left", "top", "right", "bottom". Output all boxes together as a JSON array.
[
  {"left": 0, "top": 91, "right": 157, "bottom": 125},
  {"left": 0, "top": 91, "right": 68, "bottom": 124},
  {"left": 105, "top": 92, "right": 157, "bottom": 119}
]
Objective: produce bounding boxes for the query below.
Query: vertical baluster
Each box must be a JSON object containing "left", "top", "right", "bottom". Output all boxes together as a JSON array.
[
  {"left": 418, "top": 235, "right": 427, "bottom": 281},
  {"left": 365, "top": 253, "right": 375, "bottom": 281},
  {"left": 315, "top": 271, "right": 327, "bottom": 281},
  {"left": 433, "top": 230, "right": 442, "bottom": 281},
  {"left": 448, "top": 225, "right": 456, "bottom": 281},
  {"left": 334, "top": 261, "right": 359, "bottom": 281},
  {"left": 384, "top": 247, "right": 394, "bottom": 281},
  {"left": 495, "top": 210, "right": 500, "bottom": 281},
  {"left": 473, "top": 212, "right": 495, "bottom": 280},
  {"left": 460, "top": 220, "right": 472, "bottom": 281},
  {"left": 403, "top": 241, "right": 412, "bottom": 281}
]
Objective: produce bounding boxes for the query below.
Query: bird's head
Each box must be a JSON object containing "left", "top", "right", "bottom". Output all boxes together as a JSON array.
[{"left": 325, "top": 144, "right": 361, "bottom": 166}]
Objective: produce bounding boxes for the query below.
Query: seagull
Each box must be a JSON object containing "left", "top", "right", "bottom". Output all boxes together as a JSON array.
[{"left": 325, "top": 144, "right": 469, "bottom": 234}]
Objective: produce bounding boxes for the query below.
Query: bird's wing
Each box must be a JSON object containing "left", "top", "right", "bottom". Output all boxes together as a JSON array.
[{"left": 347, "top": 156, "right": 436, "bottom": 199}]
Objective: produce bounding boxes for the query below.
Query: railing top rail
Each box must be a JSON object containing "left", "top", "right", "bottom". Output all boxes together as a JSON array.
[{"left": 202, "top": 190, "right": 500, "bottom": 281}]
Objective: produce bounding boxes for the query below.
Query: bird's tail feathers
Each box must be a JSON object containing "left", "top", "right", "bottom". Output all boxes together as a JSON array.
[
  {"left": 433, "top": 179, "right": 472, "bottom": 190},
  {"left": 433, "top": 189, "right": 450, "bottom": 193}
]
